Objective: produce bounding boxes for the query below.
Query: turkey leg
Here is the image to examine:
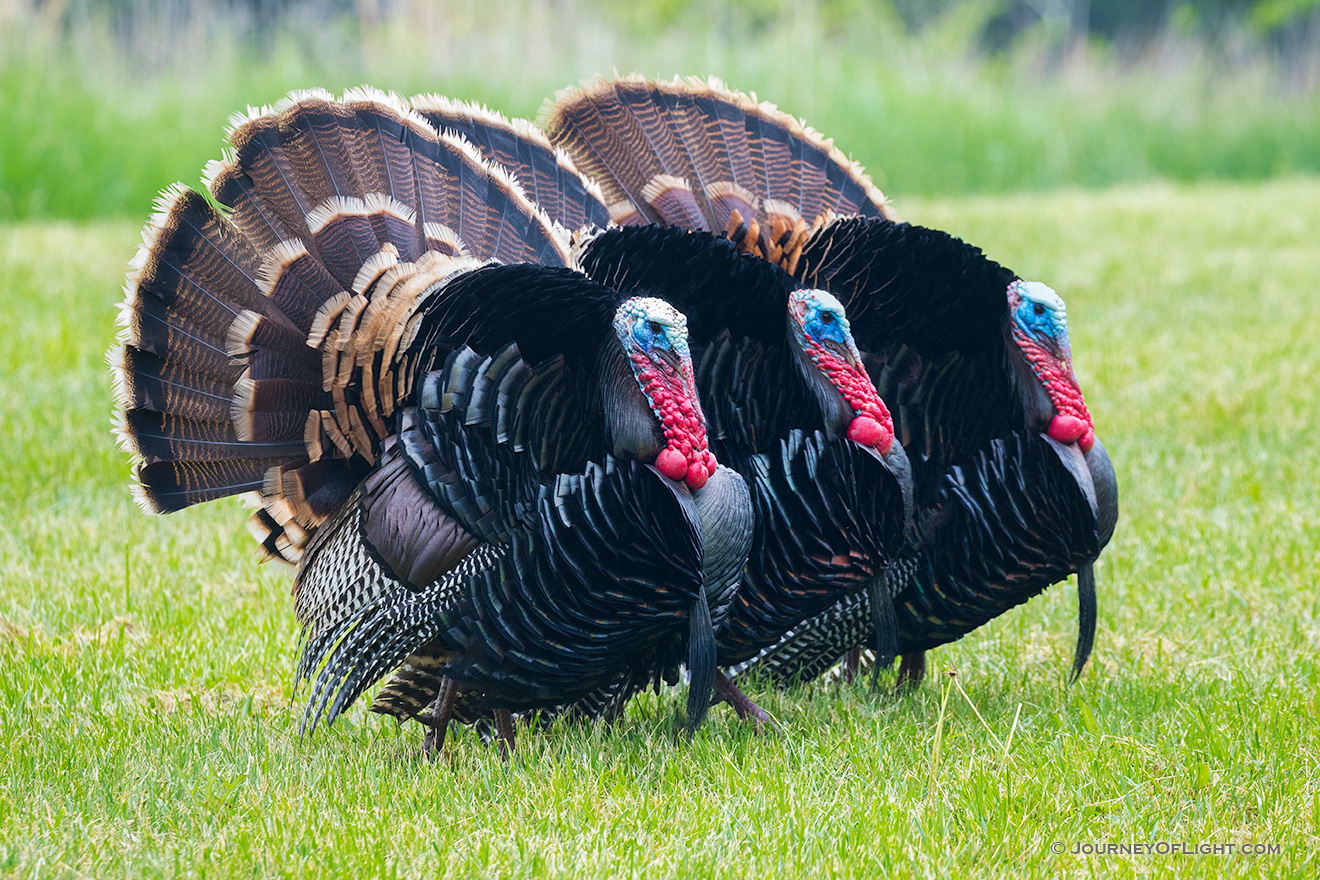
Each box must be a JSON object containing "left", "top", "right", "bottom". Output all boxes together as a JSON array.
[
  {"left": 841, "top": 646, "right": 863, "bottom": 684},
  {"left": 714, "top": 671, "right": 779, "bottom": 733},
  {"left": 493, "top": 708, "right": 516, "bottom": 760},
  {"left": 896, "top": 651, "right": 926, "bottom": 691},
  {"left": 421, "top": 676, "right": 460, "bottom": 756}
]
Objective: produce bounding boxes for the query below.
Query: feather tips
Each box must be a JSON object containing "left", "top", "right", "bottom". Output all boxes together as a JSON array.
[{"left": 543, "top": 75, "right": 899, "bottom": 267}]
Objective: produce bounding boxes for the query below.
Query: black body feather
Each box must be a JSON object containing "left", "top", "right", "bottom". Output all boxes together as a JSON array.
[{"left": 544, "top": 79, "right": 1118, "bottom": 685}]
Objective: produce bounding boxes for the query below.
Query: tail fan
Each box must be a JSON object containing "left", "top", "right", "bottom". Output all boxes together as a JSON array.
[
  {"left": 113, "top": 88, "right": 571, "bottom": 563},
  {"left": 542, "top": 75, "right": 897, "bottom": 270},
  {"left": 410, "top": 94, "right": 611, "bottom": 233}
]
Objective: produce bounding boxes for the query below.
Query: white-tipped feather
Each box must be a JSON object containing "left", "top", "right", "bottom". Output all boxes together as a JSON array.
[
  {"left": 431, "top": 128, "right": 574, "bottom": 260},
  {"left": 126, "top": 242, "right": 150, "bottom": 276},
  {"left": 706, "top": 180, "right": 761, "bottom": 211},
  {"left": 129, "top": 479, "right": 162, "bottom": 516},
  {"left": 410, "top": 93, "right": 522, "bottom": 135},
  {"left": 261, "top": 466, "right": 284, "bottom": 498},
  {"left": 640, "top": 174, "right": 694, "bottom": 204},
  {"left": 115, "top": 281, "right": 139, "bottom": 346},
  {"left": 142, "top": 183, "right": 191, "bottom": 249},
  {"left": 351, "top": 243, "right": 401, "bottom": 295},
  {"left": 304, "top": 411, "right": 325, "bottom": 462},
  {"left": 200, "top": 156, "right": 233, "bottom": 194},
  {"left": 569, "top": 225, "right": 608, "bottom": 264},
  {"left": 360, "top": 192, "right": 416, "bottom": 224},
  {"left": 231, "top": 372, "right": 257, "bottom": 441},
  {"left": 341, "top": 84, "right": 411, "bottom": 116},
  {"left": 106, "top": 345, "right": 132, "bottom": 411},
  {"left": 226, "top": 309, "right": 264, "bottom": 358},
  {"left": 306, "top": 195, "right": 369, "bottom": 235},
  {"left": 274, "top": 87, "right": 337, "bottom": 113},
  {"left": 342, "top": 85, "right": 440, "bottom": 139},
  {"left": 762, "top": 198, "right": 803, "bottom": 223},
  {"left": 509, "top": 115, "right": 557, "bottom": 150},
  {"left": 307, "top": 292, "right": 353, "bottom": 349},
  {"left": 545, "top": 74, "right": 897, "bottom": 221},
  {"left": 412, "top": 92, "right": 608, "bottom": 211},
  {"left": 256, "top": 239, "right": 314, "bottom": 299},
  {"left": 110, "top": 408, "right": 137, "bottom": 457},
  {"left": 606, "top": 201, "right": 643, "bottom": 225},
  {"left": 422, "top": 223, "right": 468, "bottom": 257},
  {"left": 225, "top": 104, "right": 270, "bottom": 136}
]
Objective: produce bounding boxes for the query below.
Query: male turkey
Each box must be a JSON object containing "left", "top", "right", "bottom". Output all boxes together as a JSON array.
[
  {"left": 110, "top": 88, "right": 754, "bottom": 752},
  {"left": 407, "top": 98, "right": 914, "bottom": 725},
  {"left": 541, "top": 76, "right": 1118, "bottom": 687}
]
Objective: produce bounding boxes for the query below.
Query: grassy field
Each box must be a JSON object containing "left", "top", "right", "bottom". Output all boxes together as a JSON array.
[{"left": 1, "top": 178, "right": 1318, "bottom": 878}]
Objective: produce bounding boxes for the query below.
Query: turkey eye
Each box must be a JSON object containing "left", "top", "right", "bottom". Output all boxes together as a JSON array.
[
  {"left": 820, "top": 311, "right": 835, "bottom": 325},
  {"left": 1032, "top": 303, "right": 1046, "bottom": 316},
  {"left": 648, "top": 321, "right": 664, "bottom": 335}
]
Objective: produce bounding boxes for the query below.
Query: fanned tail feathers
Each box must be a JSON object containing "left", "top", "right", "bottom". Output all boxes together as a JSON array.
[
  {"left": 113, "top": 88, "right": 573, "bottom": 562},
  {"left": 542, "top": 75, "right": 898, "bottom": 271},
  {"left": 410, "top": 93, "right": 611, "bottom": 233}
]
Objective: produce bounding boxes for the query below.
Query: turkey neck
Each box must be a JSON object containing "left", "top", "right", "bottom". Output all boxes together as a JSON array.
[
  {"left": 787, "top": 332, "right": 856, "bottom": 441},
  {"left": 596, "top": 335, "right": 667, "bottom": 462},
  {"left": 1003, "top": 324, "right": 1055, "bottom": 432}
]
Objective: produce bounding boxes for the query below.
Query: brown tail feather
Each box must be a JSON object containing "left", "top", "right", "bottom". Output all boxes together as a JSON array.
[
  {"left": 410, "top": 94, "right": 610, "bottom": 233},
  {"left": 139, "top": 458, "right": 304, "bottom": 513},
  {"left": 125, "top": 186, "right": 297, "bottom": 362},
  {"left": 115, "top": 89, "right": 571, "bottom": 566},
  {"left": 341, "top": 87, "right": 425, "bottom": 212},
  {"left": 539, "top": 79, "right": 660, "bottom": 225},
  {"left": 113, "top": 347, "right": 233, "bottom": 423},
  {"left": 204, "top": 155, "right": 297, "bottom": 255},
  {"left": 543, "top": 76, "right": 899, "bottom": 267},
  {"left": 255, "top": 240, "right": 341, "bottom": 335}
]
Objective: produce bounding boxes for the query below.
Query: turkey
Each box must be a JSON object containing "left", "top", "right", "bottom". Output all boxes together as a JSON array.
[
  {"left": 110, "top": 88, "right": 754, "bottom": 753},
  {"left": 406, "top": 97, "right": 914, "bottom": 726},
  {"left": 541, "top": 75, "right": 1118, "bottom": 687}
]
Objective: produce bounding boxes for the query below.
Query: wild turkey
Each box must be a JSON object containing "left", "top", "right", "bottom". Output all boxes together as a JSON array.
[
  {"left": 541, "top": 76, "right": 1118, "bottom": 686},
  {"left": 409, "top": 97, "right": 914, "bottom": 726},
  {"left": 110, "top": 88, "right": 754, "bottom": 751}
]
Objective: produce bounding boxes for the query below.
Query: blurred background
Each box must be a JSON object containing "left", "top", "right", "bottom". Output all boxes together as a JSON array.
[{"left": 1, "top": 0, "right": 1317, "bottom": 220}]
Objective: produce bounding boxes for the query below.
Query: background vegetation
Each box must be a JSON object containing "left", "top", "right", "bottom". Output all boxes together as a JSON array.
[{"left": 1, "top": 0, "right": 1318, "bottom": 219}]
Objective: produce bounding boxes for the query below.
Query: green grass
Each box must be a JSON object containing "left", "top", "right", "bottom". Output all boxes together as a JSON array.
[
  {"left": 2, "top": 178, "right": 1319, "bottom": 877},
  {"left": 3, "top": 1, "right": 1320, "bottom": 220}
]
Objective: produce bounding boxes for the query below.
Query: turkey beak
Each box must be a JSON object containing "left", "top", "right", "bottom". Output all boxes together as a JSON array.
[
  {"left": 655, "top": 346, "right": 685, "bottom": 374},
  {"left": 822, "top": 338, "right": 861, "bottom": 370}
]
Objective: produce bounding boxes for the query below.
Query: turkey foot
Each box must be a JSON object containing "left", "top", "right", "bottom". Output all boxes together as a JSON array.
[
  {"left": 896, "top": 652, "right": 926, "bottom": 692},
  {"left": 714, "top": 671, "right": 779, "bottom": 733},
  {"left": 493, "top": 708, "right": 516, "bottom": 760},
  {"left": 421, "top": 677, "right": 460, "bottom": 757}
]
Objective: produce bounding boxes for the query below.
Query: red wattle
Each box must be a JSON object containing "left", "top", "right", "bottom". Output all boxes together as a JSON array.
[
  {"left": 656, "top": 448, "right": 688, "bottom": 481},
  {"left": 847, "top": 415, "right": 894, "bottom": 453},
  {"left": 1048, "top": 415, "right": 1087, "bottom": 445},
  {"left": 1079, "top": 429, "right": 1095, "bottom": 453},
  {"left": 685, "top": 462, "right": 709, "bottom": 490},
  {"left": 847, "top": 416, "right": 883, "bottom": 446}
]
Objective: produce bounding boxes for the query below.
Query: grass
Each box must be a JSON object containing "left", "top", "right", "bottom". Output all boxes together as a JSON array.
[
  {"left": 2, "top": 1, "right": 1320, "bottom": 220},
  {"left": 2, "top": 177, "right": 1319, "bottom": 877}
]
